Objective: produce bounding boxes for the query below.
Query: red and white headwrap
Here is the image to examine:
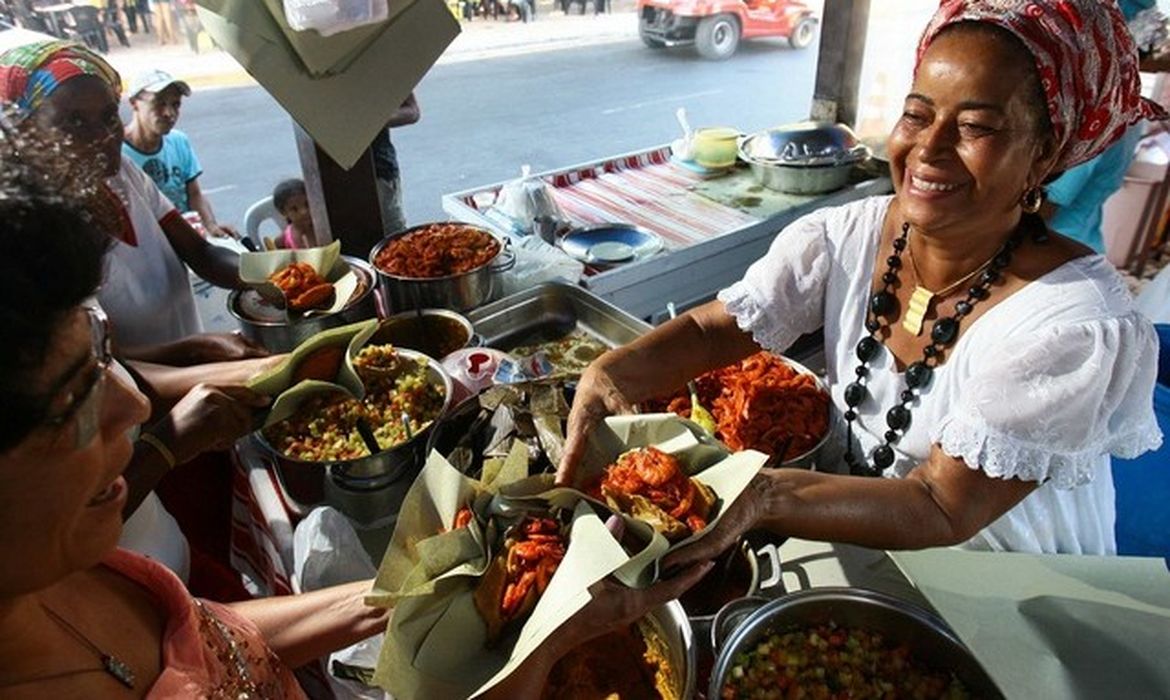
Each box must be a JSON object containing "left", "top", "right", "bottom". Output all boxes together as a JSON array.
[{"left": 917, "top": 0, "right": 1168, "bottom": 173}]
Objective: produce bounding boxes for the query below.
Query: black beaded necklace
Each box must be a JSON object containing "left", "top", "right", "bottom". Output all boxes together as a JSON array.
[{"left": 842, "top": 217, "right": 1045, "bottom": 477}]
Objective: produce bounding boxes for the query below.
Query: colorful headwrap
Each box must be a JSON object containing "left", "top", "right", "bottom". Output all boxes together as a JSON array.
[
  {"left": 917, "top": 0, "right": 1168, "bottom": 173},
  {"left": 0, "top": 40, "right": 121, "bottom": 115}
]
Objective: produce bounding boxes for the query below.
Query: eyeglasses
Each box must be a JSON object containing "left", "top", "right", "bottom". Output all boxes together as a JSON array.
[{"left": 43, "top": 306, "right": 113, "bottom": 449}]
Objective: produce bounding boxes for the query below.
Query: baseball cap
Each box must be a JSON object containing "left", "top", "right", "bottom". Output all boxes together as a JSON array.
[{"left": 127, "top": 69, "right": 191, "bottom": 100}]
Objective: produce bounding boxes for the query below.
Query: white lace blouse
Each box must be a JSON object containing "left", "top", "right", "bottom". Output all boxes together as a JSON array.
[{"left": 718, "top": 196, "right": 1163, "bottom": 554}]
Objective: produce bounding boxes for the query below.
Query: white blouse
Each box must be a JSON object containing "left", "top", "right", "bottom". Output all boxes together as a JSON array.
[
  {"left": 98, "top": 159, "right": 202, "bottom": 353},
  {"left": 718, "top": 196, "right": 1162, "bottom": 555}
]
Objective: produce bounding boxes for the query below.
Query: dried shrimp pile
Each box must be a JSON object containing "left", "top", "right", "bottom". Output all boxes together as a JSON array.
[{"left": 650, "top": 353, "right": 830, "bottom": 462}]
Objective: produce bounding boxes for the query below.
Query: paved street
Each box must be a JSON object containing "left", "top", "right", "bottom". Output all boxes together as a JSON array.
[{"left": 177, "top": 31, "right": 820, "bottom": 229}]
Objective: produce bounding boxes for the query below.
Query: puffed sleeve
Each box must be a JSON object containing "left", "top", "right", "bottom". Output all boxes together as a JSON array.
[
  {"left": 933, "top": 313, "right": 1164, "bottom": 488},
  {"left": 717, "top": 208, "right": 832, "bottom": 354}
]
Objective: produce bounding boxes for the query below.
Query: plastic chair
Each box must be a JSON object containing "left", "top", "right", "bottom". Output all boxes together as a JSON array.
[
  {"left": 243, "top": 196, "right": 283, "bottom": 249},
  {"left": 1112, "top": 323, "right": 1170, "bottom": 560}
]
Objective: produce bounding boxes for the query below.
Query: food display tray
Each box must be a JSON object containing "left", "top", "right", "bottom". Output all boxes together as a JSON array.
[{"left": 466, "top": 281, "right": 651, "bottom": 350}]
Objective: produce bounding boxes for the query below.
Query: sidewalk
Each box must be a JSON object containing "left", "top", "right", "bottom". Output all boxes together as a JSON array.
[{"left": 102, "top": 5, "right": 638, "bottom": 91}]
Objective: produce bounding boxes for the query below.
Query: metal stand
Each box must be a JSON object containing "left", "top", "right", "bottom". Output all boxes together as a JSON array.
[{"left": 293, "top": 122, "right": 385, "bottom": 260}]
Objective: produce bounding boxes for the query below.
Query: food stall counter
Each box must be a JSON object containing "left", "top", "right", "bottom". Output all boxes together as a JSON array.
[{"left": 442, "top": 145, "right": 893, "bottom": 320}]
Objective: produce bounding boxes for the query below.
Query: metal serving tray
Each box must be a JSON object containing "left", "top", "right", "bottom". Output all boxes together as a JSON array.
[{"left": 466, "top": 281, "right": 651, "bottom": 350}]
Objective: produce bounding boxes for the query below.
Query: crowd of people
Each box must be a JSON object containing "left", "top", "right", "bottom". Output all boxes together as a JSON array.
[{"left": 0, "top": 0, "right": 1164, "bottom": 696}]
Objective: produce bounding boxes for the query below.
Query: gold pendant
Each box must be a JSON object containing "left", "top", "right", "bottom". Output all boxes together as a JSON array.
[{"left": 902, "top": 286, "right": 934, "bottom": 336}]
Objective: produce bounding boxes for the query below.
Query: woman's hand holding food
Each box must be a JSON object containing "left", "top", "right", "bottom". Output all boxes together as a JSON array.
[
  {"left": 660, "top": 471, "right": 768, "bottom": 576},
  {"left": 558, "top": 301, "right": 760, "bottom": 486},
  {"left": 483, "top": 561, "right": 714, "bottom": 700},
  {"left": 150, "top": 383, "right": 270, "bottom": 464},
  {"left": 558, "top": 358, "right": 639, "bottom": 486}
]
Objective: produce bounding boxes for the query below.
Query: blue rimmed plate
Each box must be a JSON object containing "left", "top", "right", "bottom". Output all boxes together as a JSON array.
[{"left": 558, "top": 224, "right": 664, "bottom": 266}]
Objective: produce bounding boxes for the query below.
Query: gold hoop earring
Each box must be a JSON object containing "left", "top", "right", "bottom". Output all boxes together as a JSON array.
[{"left": 1020, "top": 186, "right": 1044, "bottom": 214}]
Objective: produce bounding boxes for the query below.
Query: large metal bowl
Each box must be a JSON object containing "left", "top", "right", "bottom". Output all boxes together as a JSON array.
[
  {"left": 253, "top": 349, "right": 454, "bottom": 520},
  {"left": 710, "top": 588, "right": 1003, "bottom": 699},
  {"left": 369, "top": 223, "right": 516, "bottom": 313},
  {"left": 369, "top": 308, "right": 476, "bottom": 359},
  {"left": 228, "top": 255, "right": 378, "bottom": 353},
  {"left": 739, "top": 121, "right": 869, "bottom": 166},
  {"left": 548, "top": 601, "right": 695, "bottom": 699},
  {"left": 648, "top": 600, "right": 697, "bottom": 700},
  {"left": 777, "top": 355, "right": 833, "bottom": 470},
  {"left": 739, "top": 121, "right": 871, "bottom": 195}
]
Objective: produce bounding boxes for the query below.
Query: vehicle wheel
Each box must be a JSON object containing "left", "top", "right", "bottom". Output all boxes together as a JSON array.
[
  {"left": 640, "top": 28, "right": 666, "bottom": 48},
  {"left": 788, "top": 17, "right": 816, "bottom": 49},
  {"left": 695, "top": 14, "right": 739, "bottom": 60}
]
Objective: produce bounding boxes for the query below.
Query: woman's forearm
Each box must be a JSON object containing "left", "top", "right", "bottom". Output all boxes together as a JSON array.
[
  {"left": 601, "top": 299, "right": 759, "bottom": 403},
  {"left": 127, "top": 356, "right": 280, "bottom": 407},
  {"left": 753, "top": 452, "right": 1036, "bottom": 550},
  {"left": 122, "top": 434, "right": 174, "bottom": 517},
  {"left": 229, "top": 579, "right": 388, "bottom": 669},
  {"left": 161, "top": 214, "right": 244, "bottom": 289}
]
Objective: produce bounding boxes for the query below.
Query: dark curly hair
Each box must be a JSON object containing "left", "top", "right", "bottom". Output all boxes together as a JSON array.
[
  {"left": 0, "top": 111, "right": 111, "bottom": 451},
  {"left": 272, "top": 178, "right": 306, "bottom": 214}
]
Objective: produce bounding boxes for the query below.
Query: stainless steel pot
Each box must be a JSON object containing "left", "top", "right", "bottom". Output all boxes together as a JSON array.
[
  {"left": 649, "top": 600, "right": 697, "bottom": 700},
  {"left": 369, "top": 224, "right": 516, "bottom": 313},
  {"left": 681, "top": 540, "right": 762, "bottom": 652},
  {"left": 369, "top": 308, "right": 477, "bottom": 359},
  {"left": 745, "top": 160, "right": 856, "bottom": 195},
  {"left": 709, "top": 588, "right": 1004, "bottom": 699},
  {"left": 228, "top": 256, "right": 378, "bottom": 353},
  {"left": 739, "top": 122, "right": 871, "bottom": 195},
  {"left": 253, "top": 350, "right": 455, "bottom": 521}
]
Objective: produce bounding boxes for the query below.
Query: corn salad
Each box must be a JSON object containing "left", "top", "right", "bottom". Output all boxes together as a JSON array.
[
  {"left": 721, "top": 622, "right": 971, "bottom": 700},
  {"left": 266, "top": 346, "right": 445, "bottom": 461}
]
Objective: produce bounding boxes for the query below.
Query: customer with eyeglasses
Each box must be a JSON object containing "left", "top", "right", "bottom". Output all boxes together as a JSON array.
[
  {"left": 0, "top": 112, "right": 710, "bottom": 699},
  {"left": 0, "top": 121, "right": 387, "bottom": 697}
]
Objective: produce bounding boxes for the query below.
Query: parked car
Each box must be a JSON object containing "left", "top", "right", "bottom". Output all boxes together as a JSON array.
[{"left": 638, "top": 0, "right": 818, "bottom": 60}]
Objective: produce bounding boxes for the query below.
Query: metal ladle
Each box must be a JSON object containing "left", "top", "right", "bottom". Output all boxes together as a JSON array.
[{"left": 666, "top": 302, "right": 718, "bottom": 435}]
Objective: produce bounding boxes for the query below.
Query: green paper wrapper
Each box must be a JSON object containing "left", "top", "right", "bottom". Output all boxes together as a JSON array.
[
  {"left": 368, "top": 413, "right": 766, "bottom": 697},
  {"left": 372, "top": 499, "right": 629, "bottom": 700},
  {"left": 247, "top": 319, "right": 376, "bottom": 416},
  {"left": 503, "top": 413, "right": 767, "bottom": 587}
]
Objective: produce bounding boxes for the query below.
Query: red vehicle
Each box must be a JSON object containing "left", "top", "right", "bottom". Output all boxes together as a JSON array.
[{"left": 638, "top": 0, "right": 818, "bottom": 60}]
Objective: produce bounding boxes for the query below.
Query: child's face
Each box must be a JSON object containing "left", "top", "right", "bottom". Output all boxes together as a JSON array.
[{"left": 281, "top": 192, "right": 313, "bottom": 231}]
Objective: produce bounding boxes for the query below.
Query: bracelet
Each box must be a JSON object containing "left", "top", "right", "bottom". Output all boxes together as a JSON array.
[{"left": 138, "top": 432, "right": 177, "bottom": 469}]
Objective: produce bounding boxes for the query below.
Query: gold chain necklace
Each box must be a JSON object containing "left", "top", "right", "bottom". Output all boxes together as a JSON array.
[
  {"left": 39, "top": 603, "right": 136, "bottom": 689},
  {"left": 902, "top": 232, "right": 999, "bottom": 336}
]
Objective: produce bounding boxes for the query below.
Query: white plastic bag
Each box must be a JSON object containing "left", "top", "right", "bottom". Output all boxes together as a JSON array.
[
  {"left": 492, "top": 165, "right": 565, "bottom": 235},
  {"left": 282, "top": 0, "right": 389, "bottom": 36},
  {"left": 496, "top": 235, "right": 585, "bottom": 297},
  {"left": 292, "top": 507, "right": 387, "bottom": 699}
]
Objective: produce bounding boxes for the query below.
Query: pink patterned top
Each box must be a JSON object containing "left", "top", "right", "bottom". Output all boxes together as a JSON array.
[{"left": 103, "top": 548, "right": 307, "bottom": 699}]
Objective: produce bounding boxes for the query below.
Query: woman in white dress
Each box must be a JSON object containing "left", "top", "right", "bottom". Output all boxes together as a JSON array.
[{"left": 560, "top": 0, "right": 1165, "bottom": 556}]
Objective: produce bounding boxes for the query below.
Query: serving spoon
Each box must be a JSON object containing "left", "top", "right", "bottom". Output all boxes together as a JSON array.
[{"left": 666, "top": 302, "right": 718, "bottom": 436}]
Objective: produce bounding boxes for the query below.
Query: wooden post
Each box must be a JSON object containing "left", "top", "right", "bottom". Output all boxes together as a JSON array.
[
  {"left": 811, "top": 0, "right": 871, "bottom": 128},
  {"left": 294, "top": 123, "right": 385, "bottom": 260}
]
